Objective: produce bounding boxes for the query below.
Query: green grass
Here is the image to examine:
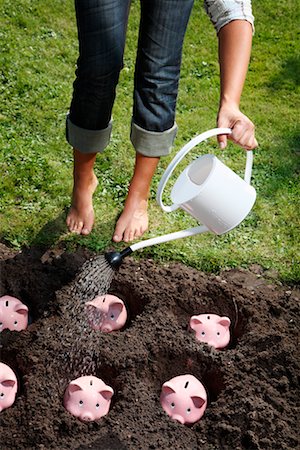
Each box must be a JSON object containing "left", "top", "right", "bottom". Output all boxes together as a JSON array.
[{"left": 0, "top": 0, "right": 299, "bottom": 282}]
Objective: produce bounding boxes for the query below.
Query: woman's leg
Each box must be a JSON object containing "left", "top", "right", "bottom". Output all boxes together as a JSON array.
[
  {"left": 67, "top": 0, "right": 130, "bottom": 234},
  {"left": 113, "top": 0, "right": 194, "bottom": 242},
  {"left": 113, "top": 152, "right": 159, "bottom": 242}
]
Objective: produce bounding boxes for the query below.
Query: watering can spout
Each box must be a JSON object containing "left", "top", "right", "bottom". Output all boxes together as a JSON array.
[
  {"left": 104, "top": 225, "right": 209, "bottom": 269},
  {"left": 105, "top": 247, "right": 133, "bottom": 270}
]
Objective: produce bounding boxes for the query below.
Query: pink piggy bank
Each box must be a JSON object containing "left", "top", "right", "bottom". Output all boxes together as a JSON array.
[
  {"left": 160, "top": 374, "right": 207, "bottom": 425},
  {"left": 0, "top": 363, "right": 18, "bottom": 412},
  {"left": 85, "top": 294, "right": 127, "bottom": 333},
  {"left": 0, "top": 295, "right": 28, "bottom": 332},
  {"left": 189, "top": 313, "right": 231, "bottom": 349},
  {"left": 64, "top": 375, "right": 114, "bottom": 422}
]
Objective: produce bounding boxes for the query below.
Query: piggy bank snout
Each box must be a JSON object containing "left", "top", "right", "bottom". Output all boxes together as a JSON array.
[
  {"left": 173, "top": 414, "right": 185, "bottom": 424},
  {"left": 82, "top": 412, "right": 93, "bottom": 422}
]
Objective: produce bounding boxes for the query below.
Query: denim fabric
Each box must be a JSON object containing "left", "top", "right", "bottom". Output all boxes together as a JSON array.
[{"left": 67, "top": 0, "right": 194, "bottom": 155}]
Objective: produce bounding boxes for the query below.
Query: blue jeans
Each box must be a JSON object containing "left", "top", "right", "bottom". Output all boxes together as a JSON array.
[{"left": 67, "top": 0, "right": 194, "bottom": 156}]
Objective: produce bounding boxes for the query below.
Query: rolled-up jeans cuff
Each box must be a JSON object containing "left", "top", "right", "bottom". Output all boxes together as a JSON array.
[
  {"left": 130, "top": 121, "right": 177, "bottom": 157},
  {"left": 66, "top": 114, "right": 112, "bottom": 153}
]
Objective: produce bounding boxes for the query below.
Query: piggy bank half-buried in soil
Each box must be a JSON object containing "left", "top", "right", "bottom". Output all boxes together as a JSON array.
[
  {"left": 0, "top": 295, "right": 28, "bottom": 332},
  {"left": 0, "top": 362, "right": 18, "bottom": 412},
  {"left": 85, "top": 294, "right": 127, "bottom": 333},
  {"left": 189, "top": 313, "right": 231, "bottom": 349},
  {"left": 160, "top": 374, "right": 207, "bottom": 425},
  {"left": 64, "top": 375, "right": 114, "bottom": 422}
]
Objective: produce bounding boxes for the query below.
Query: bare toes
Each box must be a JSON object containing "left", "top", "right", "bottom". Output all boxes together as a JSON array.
[{"left": 113, "top": 222, "right": 125, "bottom": 242}]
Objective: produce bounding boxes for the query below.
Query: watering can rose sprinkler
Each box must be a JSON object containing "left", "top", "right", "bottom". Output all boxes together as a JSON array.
[{"left": 105, "top": 128, "right": 256, "bottom": 269}]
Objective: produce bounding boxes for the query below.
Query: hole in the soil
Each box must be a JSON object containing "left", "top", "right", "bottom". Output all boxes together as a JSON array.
[
  {"left": 0, "top": 247, "right": 89, "bottom": 322},
  {"left": 148, "top": 348, "right": 225, "bottom": 408},
  {"left": 176, "top": 282, "right": 248, "bottom": 349}
]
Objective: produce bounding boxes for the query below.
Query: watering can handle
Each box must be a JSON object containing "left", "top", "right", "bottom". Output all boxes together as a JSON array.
[{"left": 156, "top": 127, "right": 254, "bottom": 212}]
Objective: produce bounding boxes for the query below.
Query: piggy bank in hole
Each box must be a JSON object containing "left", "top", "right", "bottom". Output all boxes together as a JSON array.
[
  {"left": 85, "top": 294, "right": 127, "bottom": 333},
  {"left": 0, "top": 363, "right": 18, "bottom": 412},
  {"left": 0, "top": 295, "right": 28, "bottom": 332},
  {"left": 189, "top": 313, "right": 231, "bottom": 349},
  {"left": 64, "top": 375, "right": 114, "bottom": 422},
  {"left": 160, "top": 374, "right": 207, "bottom": 425}
]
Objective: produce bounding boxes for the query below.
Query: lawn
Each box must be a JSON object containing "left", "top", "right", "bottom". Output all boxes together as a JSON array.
[{"left": 0, "top": 0, "right": 299, "bottom": 282}]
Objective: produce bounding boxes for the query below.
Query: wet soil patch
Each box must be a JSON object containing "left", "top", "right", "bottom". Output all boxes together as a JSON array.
[{"left": 0, "top": 244, "right": 299, "bottom": 450}]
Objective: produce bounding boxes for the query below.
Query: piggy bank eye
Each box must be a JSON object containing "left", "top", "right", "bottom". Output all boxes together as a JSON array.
[
  {"left": 186, "top": 408, "right": 191, "bottom": 414},
  {"left": 217, "top": 332, "right": 220, "bottom": 336},
  {"left": 96, "top": 403, "right": 100, "bottom": 409},
  {"left": 0, "top": 322, "right": 2, "bottom": 326},
  {"left": 171, "top": 402, "right": 175, "bottom": 409},
  {"left": 14, "top": 321, "right": 18, "bottom": 326},
  {"left": 110, "top": 314, "right": 115, "bottom": 320},
  {"left": 0, "top": 392, "right": 4, "bottom": 398},
  {"left": 79, "top": 400, "right": 84, "bottom": 406},
  {"left": 201, "top": 331, "right": 205, "bottom": 336}
]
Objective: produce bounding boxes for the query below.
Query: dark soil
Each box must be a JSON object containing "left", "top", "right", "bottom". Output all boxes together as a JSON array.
[{"left": 0, "top": 243, "right": 299, "bottom": 450}]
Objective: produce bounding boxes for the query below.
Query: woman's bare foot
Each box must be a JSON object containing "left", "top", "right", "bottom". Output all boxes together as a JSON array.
[
  {"left": 66, "top": 172, "right": 98, "bottom": 235},
  {"left": 112, "top": 153, "right": 160, "bottom": 243},
  {"left": 66, "top": 149, "right": 99, "bottom": 235},
  {"left": 113, "top": 192, "right": 148, "bottom": 243}
]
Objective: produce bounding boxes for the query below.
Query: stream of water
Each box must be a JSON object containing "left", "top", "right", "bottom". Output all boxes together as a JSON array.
[{"left": 61, "top": 254, "right": 115, "bottom": 379}]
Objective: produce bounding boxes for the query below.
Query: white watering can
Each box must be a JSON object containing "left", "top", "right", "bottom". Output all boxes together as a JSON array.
[
  {"left": 105, "top": 128, "right": 256, "bottom": 268},
  {"left": 157, "top": 127, "right": 256, "bottom": 235}
]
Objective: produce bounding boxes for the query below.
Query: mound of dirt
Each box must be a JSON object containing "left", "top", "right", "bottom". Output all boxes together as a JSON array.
[{"left": 0, "top": 244, "right": 299, "bottom": 450}]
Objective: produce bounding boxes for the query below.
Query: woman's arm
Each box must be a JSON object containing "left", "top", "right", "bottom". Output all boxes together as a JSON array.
[
  {"left": 204, "top": 0, "right": 257, "bottom": 149},
  {"left": 217, "top": 20, "right": 258, "bottom": 150}
]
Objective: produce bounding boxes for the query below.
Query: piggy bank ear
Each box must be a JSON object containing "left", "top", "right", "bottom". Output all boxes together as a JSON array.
[
  {"left": 110, "top": 301, "right": 124, "bottom": 315},
  {"left": 162, "top": 382, "right": 176, "bottom": 395},
  {"left": 190, "top": 316, "right": 202, "bottom": 329},
  {"left": 14, "top": 304, "right": 28, "bottom": 315},
  {"left": 100, "top": 386, "right": 114, "bottom": 401},
  {"left": 218, "top": 317, "right": 231, "bottom": 328},
  {"left": 1, "top": 379, "right": 16, "bottom": 388},
  {"left": 68, "top": 383, "right": 84, "bottom": 394},
  {"left": 85, "top": 303, "right": 98, "bottom": 316},
  {"left": 191, "top": 396, "right": 206, "bottom": 409},
  {"left": 85, "top": 301, "right": 95, "bottom": 308}
]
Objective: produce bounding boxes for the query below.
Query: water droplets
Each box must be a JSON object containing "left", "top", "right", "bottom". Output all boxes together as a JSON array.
[{"left": 60, "top": 254, "right": 115, "bottom": 379}]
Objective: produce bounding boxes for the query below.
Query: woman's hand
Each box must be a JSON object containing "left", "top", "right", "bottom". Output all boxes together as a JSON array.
[{"left": 217, "top": 102, "right": 258, "bottom": 150}]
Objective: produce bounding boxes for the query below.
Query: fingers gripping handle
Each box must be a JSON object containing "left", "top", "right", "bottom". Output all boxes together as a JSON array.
[{"left": 156, "top": 127, "right": 254, "bottom": 212}]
